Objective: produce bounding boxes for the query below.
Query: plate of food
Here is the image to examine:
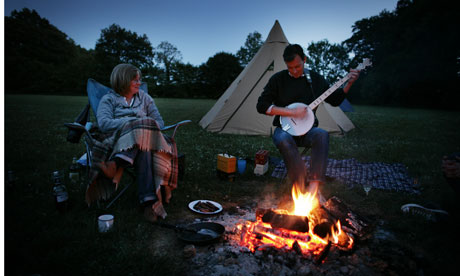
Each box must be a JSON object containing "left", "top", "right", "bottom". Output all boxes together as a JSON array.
[{"left": 188, "top": 200, "right": 223, "bottom": 215}]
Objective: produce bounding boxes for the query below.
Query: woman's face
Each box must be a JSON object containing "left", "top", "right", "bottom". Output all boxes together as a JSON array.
[{"left": 129, "top": 73, "right": 141, "bottom": 95}]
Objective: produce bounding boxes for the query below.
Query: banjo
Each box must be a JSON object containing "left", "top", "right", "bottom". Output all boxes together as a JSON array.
[{"left": 280, "top": 58, "right": 372, "bottom": 136}]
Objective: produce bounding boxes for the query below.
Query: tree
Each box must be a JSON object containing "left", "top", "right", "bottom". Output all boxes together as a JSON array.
[
  {"left": 344, "top": 0, "right": 460, "bottom": 108},
  {"left": 200, "top": 52, "right": 243, "bottom": 98},
  {"left": 5, "top": 8, "right": 82, "bottom": 94},
  {"left": 154, "top": 41, "right": 183, "bottom": 85},
  {"left": 95, "top": 24, "right": 154, "bottom": 83},
  {"left": 306, "top": 40, "right": 350, "bottom": 84},
  {"left": 236, "top": 31, "right": 264, "bottom": 66},
  {"left": 171, "top": 62, "right": 203, "bottom": 98}
]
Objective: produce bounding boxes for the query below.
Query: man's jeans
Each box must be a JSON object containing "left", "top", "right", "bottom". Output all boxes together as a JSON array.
[
  {"left": 114, "top": 148, "right": 157, "bottom": 205},
  {"left": 273, "top": 127, "right": 329, "bottom": 186}
]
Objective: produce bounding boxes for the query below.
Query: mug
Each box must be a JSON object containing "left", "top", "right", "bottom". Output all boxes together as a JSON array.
[
  {"left": 98, "top": 214, "right": 114, "bottom": 233},
  {"left": 237, "top": 159, "right": 247, "bottom": 174}
]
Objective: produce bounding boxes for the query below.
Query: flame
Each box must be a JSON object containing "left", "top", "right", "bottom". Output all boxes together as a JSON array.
[
  {"left": 237, "top": 182, "right": 354, "bottom": 257},
  {"left": 291, "top": 183, "right": 318, "bottom": 216},
  {"left": 331, "top": 220, "right": 341, "bottom": 244}
]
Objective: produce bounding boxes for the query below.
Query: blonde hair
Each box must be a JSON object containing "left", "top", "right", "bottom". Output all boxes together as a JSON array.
[{"left": 110, "top": 64, "right": 142, "bottom": 95}]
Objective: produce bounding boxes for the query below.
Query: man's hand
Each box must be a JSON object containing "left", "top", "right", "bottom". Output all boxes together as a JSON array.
[
  {"left": 343, "top": 69, "right": 360, "bottom": 94},
  {"left": 348, "top": 69, "right": 360, "bottom": 84},
  {"left": 290, "top": 106, "right": 307, "bottom": 118}
]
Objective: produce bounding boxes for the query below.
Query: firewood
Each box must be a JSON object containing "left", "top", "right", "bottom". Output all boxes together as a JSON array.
[
  {"left": 313, "top": 221, "right": 334, "bottom": 239},
  {"left": 292, "top": 241, "right": 302, "bottom": 255},
  {"left": 254, "top": 224, "right": 312, "bottom": 243},
  {"left": 315, "top": 241, "right": 332, "bottom": 264},
  {"left": 322, "top": 196, "right": 369, "bottom": 237},
  {"left": 256, "top": 208, "right": 309, "bottom": 233}
]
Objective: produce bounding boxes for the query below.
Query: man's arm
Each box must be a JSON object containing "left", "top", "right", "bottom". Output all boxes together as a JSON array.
[
  {"left": 266, "top": 105, "right": 307, "bottom": 118},
  {"left": 257, "top": 72, "right": 307, "bottom": 118},
  {"left": 343, "top": 69, "right": 360, "bottom": 94}
]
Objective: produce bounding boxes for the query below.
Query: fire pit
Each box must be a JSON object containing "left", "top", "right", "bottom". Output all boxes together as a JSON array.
[
  {"left": 235, "top": 184, "right": 366, "bottom": 263},
  {"left": 185, "top": 190, "right": 424, "bottom": 276},
  {"left": 180, "top": 178, "right": 436, "bottom": 276}
]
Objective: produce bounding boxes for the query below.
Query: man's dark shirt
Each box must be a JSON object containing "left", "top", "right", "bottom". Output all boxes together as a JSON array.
[{"left": 256, "top": 69, "right": 346, "bottom": 127}]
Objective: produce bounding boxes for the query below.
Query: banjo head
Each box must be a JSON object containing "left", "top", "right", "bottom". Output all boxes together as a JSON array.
[{"left": 279, "top": 102, "right": 314, "bottom": 136}]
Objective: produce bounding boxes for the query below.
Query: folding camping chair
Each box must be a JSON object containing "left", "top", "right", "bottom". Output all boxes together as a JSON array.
[{"left": 65, "top": 79, "right": 191, "bottom": 209}]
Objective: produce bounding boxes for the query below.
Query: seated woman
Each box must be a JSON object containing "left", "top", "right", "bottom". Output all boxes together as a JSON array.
[{"left": 87, "top": 63, "right": 177, "bottom": 222}]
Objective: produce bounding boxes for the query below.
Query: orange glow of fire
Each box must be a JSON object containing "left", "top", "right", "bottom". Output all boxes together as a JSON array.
[
  {"left": 238, "top": 183, "right": 354, "bottom": 256},
  {"left": 291, "top": 184, "right": 318, "bottom": 216}
]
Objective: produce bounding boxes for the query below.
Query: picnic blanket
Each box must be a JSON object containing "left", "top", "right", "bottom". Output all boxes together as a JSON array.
[
  {"left": 85, "top": 118, "right": 179, "bottom": 210},
  {"left": 272, "top": 156, "right": 420, "bottom": 194}
]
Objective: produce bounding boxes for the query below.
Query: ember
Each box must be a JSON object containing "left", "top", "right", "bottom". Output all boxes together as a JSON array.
[{"left": 237, "top": 183, "right": 354, "bottom": 258}]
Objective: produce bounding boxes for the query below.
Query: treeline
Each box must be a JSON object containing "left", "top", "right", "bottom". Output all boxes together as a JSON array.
[
  {"left": 343, "top": 0, "right": 460, "bottom": 109},
  {"left": 5, "top": 0, "right": 460, "bottom": 109},
  {"left": 4, "top": 9, "right": 257, "bottom": 99}
]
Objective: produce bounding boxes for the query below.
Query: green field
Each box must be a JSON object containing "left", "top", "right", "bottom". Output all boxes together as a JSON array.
[{"left": 4, "top": 95, "right": 460, "bottom": 275}]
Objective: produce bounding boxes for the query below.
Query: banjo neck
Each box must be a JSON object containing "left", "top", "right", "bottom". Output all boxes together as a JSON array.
[
  {"left": 308, "top": 73, "right": 352, "bottom": 110},
  {"left": 308, "top": 58, "right": 372, "bottom": 110}
]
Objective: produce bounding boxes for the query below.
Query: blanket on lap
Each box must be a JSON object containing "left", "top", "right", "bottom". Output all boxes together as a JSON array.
[
  {"left": 85, "top": 118, "right": 178, "bottom": 212},
  {"left": 272, "top": 156, "right": 419, "bottom": 194}
]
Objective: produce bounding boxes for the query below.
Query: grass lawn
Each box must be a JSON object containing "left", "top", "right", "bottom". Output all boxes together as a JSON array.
[{"left": 4, "top": 94, "right": 460, "bottom": 275}]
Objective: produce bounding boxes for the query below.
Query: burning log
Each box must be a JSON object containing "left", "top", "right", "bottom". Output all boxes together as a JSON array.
[
  {"left": 253, "top": 224, "right": 312, "bottom": 244},
  {"left": 315, "top": 241, "right": 332, "bottom": 264},
  {"left": 322, "top": 196, "right": 369, "bottom": 238},
  {"left": 256, "top": 208, "right": 309, "bottom": 233},
  {"left": 313, "top": 222, "right": 334, "bottom": 239}
]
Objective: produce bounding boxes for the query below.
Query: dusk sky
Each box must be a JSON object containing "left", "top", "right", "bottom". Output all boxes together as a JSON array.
[{"left": 4, "top": 0, "right": 398, "bottom": 65}]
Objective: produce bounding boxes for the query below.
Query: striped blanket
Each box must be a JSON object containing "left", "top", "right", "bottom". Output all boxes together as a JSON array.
[
  {"left": 272, "top": 156, "right": 419, "bottom": 194},
  {"left": 85, "top": 118, "right": 178, "bottom": 210}
]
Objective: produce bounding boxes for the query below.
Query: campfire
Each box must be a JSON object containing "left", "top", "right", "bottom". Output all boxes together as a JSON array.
[{"left": 236, "top": 183, "right": 360, "bottom": 262}]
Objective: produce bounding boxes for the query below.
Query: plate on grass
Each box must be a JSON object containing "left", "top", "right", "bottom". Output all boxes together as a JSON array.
[{"left": 188, "top": 200, "right": 223, "bottom": 215}]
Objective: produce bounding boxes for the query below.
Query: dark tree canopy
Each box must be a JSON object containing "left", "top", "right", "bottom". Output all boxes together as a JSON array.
[
  {"left": 154, "top": 41, "right": 183, "bottom": 86},
  {"left": 95, "top": 24, "right": 155, "bottom": 84},
  {"left": 306, "top": 40, "right": 350, "bottom": 84},
  {"left": 4, "top": 8, "right": 86, "bottom": 93},
  {"left": 4, "top": 3, "right": 459, "bottom": 107},
  {"left": 344, "top": 0, "right": 460, "bottom": 108},
  {"left": 200, "top": 52, "right": 243, "bottom": 99},
  {"left": 236, "top": 31, "right": 264, "bottom": 66}
]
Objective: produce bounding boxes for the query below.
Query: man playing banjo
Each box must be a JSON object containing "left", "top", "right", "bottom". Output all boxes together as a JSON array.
[{"left": 257, "top": 44, "right": 360, "bottom": 199}]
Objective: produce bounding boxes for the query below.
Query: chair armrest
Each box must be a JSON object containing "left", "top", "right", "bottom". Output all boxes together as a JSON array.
[
  {"left": 64, "top": 122, "right": 93, "bottom": 139},
  {"left": 160, "top": 120, "right": 192, "bottom": 138}
]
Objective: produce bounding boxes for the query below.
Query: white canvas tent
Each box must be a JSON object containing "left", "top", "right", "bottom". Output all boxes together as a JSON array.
[{"left": 199, "top": 20, "right": 355, "bottom": 136}]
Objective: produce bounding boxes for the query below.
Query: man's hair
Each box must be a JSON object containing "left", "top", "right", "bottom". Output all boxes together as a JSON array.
[
  {"left": 283, "top": 44, "right": 306, "bottom": 62},
  {"left": 110, "top": 64, "right": 142, "bottom": 95}
]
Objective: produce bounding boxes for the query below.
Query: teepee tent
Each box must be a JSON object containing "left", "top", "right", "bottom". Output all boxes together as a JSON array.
[
  {"left": 339, "top": 98, "right": 354, "bottom": 112},
  {"left": 199, "top": 20, "right": 354, "bottom": 136}
]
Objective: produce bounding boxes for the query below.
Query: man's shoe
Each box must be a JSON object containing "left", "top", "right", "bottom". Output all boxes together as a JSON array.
[{"left": 401, "top": 203, "right": 449, "bottom": 221}]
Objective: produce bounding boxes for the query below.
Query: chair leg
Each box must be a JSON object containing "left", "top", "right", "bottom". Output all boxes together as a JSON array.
[
  {"left": 105, "top": 169, "right": 135, "bottom": 209},
  {"left": 106, "top": 181, "right": 132, "bottom": 209}
]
